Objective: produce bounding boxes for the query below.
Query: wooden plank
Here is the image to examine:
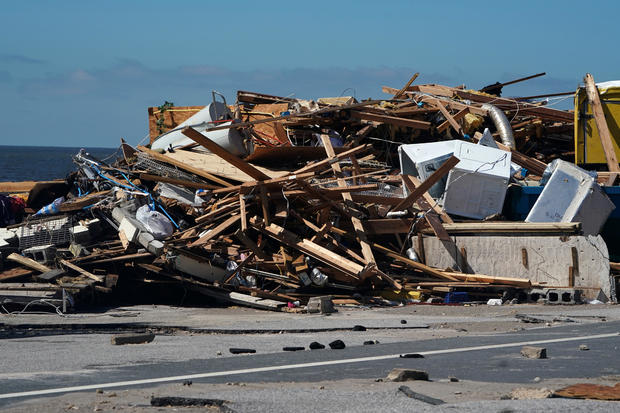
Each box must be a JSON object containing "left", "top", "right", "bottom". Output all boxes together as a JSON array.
[
  {"left": 437, "top": 107, "right": 469, "bottom": 134},
  {"left": 233, "top": 229, "right": 268, "bottom": 260},
  {"left": 319, "top": 183, "right": 378, "bottom": 193},
  {"left": 182, "top": 126, "right": 271, "bottom": 181},
  {"left": 392, "top": 72, "right": 419, "bottom": 99},
  {"left": 584, "top": 73, "right": 620, "bottom": 177},
  {"left": 391, "top": 156, "right": 460, "bottom": 212},
  {"left": 320, "top": 134, "right": 375, "bottom": 265},
  {"left": 81, "top": 252, "right": 153, "bottom": 265},
  {"left": 6, "top": 253, "right": 51, "bottom": 273},
  {"left": 195, "top": 202, "right": 241, "bottom": 224},
  {"left": 60, "top": 259, "right": 104, "bottom": 282},
  {"left": 431, "top": 99, "right": 463, "bottom": 136},
  {"left": 58, "top": 191, "right": 110, "bottom": 212},
  {"left": 0, "top": 180, "right": 64, "bottom": 194},
  {"left": 404, "top": 175, "right": 453, "bottom": 223},
  {"left": 419, "top": 222, "right": 582, "bottom": 234},
  {"left": 364, "top": 218, "right": 414, "bottom": 234},
  {"left": 0, "top": 267, "right": 34, "bottom": 282},
  {"left": 198, "top": 100, "right": 384, "bottom": 132},
  {"left": 189, "top": 214, "right": 240, "bottom": 248},
  {"left": 137, "top": 145, "right": 232, "bottom": 187},
  {"left": 294, "top": 144, "right": 372, "bottom": 175},
  {"left": 212, "top": 172, "right": 315, "bottom": 195},
  {"left": 251, "top": 217, "right": 363, "bottom": 278},
  {"left": 258, "top": 184, "right": 270, "bottom": 226},
  {"left": 370, "top": 243, "right": 459, "bottom": 281},
  {"left": 139, "top": 173, "right": 218, "bottom": 190},
  {"left": 350, "top": 111, "right": 431, "bottom": 130},
  {"left": 441, "top": 271, "right": 532, "bottom": 288},
  {"left": 239, "top": 193, "right": 247, "bottom": 232}
]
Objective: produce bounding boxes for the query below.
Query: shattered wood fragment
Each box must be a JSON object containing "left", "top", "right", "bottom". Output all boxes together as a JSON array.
[
  {"left": 7, "top": 253, "right": 51, "bottom": 273},
  {"left": 189, "top": 214, "right": 241, "bottom": 247},
  {"left": 182, "top": 126, "right": 271, "bottom": 181},
  {"left": 60, "top": 259, "right": 104, "bottom": 283},
  {"left": 391, "top": 156, "right": 459, "bottom": 212}
]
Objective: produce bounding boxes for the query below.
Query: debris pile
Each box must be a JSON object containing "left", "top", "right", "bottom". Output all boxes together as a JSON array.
[{"left": 1, "top": 72, "right": 619, "bottom": 313}]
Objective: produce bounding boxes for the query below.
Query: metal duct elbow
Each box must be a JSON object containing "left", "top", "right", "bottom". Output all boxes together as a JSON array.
[{"left": 481, "top": 103, "right": 516, "bottom": 150}]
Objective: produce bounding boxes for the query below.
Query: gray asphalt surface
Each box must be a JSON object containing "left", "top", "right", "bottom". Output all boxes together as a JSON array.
[{"left": 1, "top": 320, "right": 618, "bottom": 408}]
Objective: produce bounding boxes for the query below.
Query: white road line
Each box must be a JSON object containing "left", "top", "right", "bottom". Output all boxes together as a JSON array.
[{"left": 0, "top": 331, "right": 617, "bottom": 400}]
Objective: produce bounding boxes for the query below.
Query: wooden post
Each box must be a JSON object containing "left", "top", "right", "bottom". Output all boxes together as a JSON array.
[
  {"left": 584, "top": 73, "right": 620, "bottom": 184},
  {"left": 320, "top": 134, "right": 376, "bottom": 265}
]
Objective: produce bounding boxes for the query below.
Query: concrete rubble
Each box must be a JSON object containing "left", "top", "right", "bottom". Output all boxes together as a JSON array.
[{"left": 1, "top": 72, "right": 619, "bottom": 315}]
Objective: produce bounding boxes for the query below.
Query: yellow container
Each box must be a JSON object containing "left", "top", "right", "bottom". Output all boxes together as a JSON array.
[{"left": 575, "top": 81, "right": 620, "bottom": 164}]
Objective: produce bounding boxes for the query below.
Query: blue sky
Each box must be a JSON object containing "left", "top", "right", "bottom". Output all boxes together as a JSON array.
[{"left": 1, "top": 0, "right": 618, "bottom": 148}]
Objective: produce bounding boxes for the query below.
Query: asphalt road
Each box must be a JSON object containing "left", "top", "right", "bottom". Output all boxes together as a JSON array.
[{"left": 1, "top": 320, "right": 618, "bottom": 407}]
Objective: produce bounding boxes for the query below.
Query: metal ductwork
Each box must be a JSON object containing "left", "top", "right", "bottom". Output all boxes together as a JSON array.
[{"left": 481, "top": 103, "right": 516, "bottom": 150}]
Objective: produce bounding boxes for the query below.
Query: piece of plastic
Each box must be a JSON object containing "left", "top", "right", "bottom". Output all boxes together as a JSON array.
[
  {"left": 487, "top": 298, "right": 503, "bottom": 306},
  {"left": 135, "top": 204, "right": 173, "bottom": 240},
  {"left": 405, "top": 247, "right": 420, "bottom": 262},
  {"left": 34, "top": 196, "right": 65, "bottom": 216},
  {"left": 310, "top": 268, "right": 328, "bottom": 286}
]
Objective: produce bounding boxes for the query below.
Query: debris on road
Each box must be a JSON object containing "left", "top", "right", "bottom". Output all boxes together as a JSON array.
[
  {"left": 521, "top": 346, "right": 547, "bottom": 359},
  {"left": 397, "top": 385, "right": 445, "bottom": 405},
  {"left": 1, "top": 72, "right": 619, "bottom": 315},
  {"left": 110, "top": 332, "right": 155, "bottom": 345},
  {"left": 387, "top": 368, "right": 429, "bottom": 382}
]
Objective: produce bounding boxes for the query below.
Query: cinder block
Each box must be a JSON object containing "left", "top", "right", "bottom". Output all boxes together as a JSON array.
[
  {"left": 307, "top": 296, "right": 335, "bottom": 314},
  {"left": 545, "top": 288, "right": 581, "bottom": 305},
  {"left": 23, "top": 244, "right": 56, "bottom": 265},
  {"left": 70, "top": 225, "right": 91, "bottom": 244}
]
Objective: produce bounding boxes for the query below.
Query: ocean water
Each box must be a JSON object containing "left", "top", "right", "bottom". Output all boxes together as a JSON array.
[{"left": 0, "top": 145, "right": 118, "bottom": 182}]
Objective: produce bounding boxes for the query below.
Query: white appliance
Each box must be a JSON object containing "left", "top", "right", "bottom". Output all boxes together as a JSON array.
[
  {"left": 443, "top": 141, "right": 511, "bottom": 219},
  {"left": 526, "top": 160, "right": 615, "bottom": 235}
]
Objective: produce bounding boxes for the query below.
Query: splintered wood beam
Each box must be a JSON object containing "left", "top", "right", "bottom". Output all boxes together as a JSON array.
[
  {"left": 7, "top": 253, "right": 51, "bottom": 273},
  {"left": 137, "top": 145, "right": 232, "bottom": 187},
  {"left": 441, "top": 271, "right": 532, "bottom": 288},
  {"left": 233, "top": 229, "right": 268, "bottom": 260},
  {"left": 431, "top": 99, "right": 463, "bottom": 136},
  {"left": 584, "top": 73, "right": 620, "bottom": 180},
  {"left": 392, "top": 72, "right": 419, "bottom": 99},
  {"left": 350, "top": 111, "right": 431, "bottom": 130},
  {"left": 402, "top": 177, "right": 451, "bottom": 241},
  {"left": 182, "top": 126, "right": 271, "bottom": 181},
  {"left": 289, "top": 210, "right": 365, "bottom": 264},
  {"left": 239, "top": 193, "right": 248, "bottom": 231},
  {"left": 370, "top": 243, "right": 459, "bottom": 281},
  {"left": 437, "top": 107, "right": 470, "bottom": 134},
  {"left": 294, "top": 144, "right": 372, "bottom": 174},
  {"left": 212, "top": 172, "right": 315, "bottom": 195},
  {"left": 250, "top": 217, "right": 363, "bottom": 279},
  {"left": 195, "top": 202, "right": 241, "bottom": 224},
  {"left": 320, "top": 134, "right": 376, "bottom": 265},
  {"left": 258, "top": 184, "right": 270, "bottom": 226},
  {"left": 404, "top": 175, "right": 453, "bottom": 223},
  {"left": 60, "top": 259, "right": 104, "bottom": 283},
  {"left": 139, "top": 173, "right": 218, "bottom": 190},
  {"left": 391, "top": 156, "right": 459, "bottom": 212},
  {"left": 189, "top": 214, "right": 240, "bottom": 247}
]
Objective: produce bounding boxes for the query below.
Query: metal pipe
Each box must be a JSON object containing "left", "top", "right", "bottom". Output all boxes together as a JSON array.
[{"left": 482, "top": 103, "right": 516, "bottom": 149}]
